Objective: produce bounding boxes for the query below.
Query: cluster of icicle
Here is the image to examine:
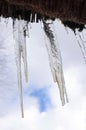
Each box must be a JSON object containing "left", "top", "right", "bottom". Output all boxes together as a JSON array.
[
  {"left": 13, "top": 19, "right": 86, "bottom": 117},
  {"left": 13, "top": 18, "right": 69, "bottom": 117},
  {"left": 1, "top": 16, "right": 86, "bottom": 117},
  {"left": 42, "top": 20, "right": 68, "bottom": 105},
  {"left": 13, "top": 18, "right": 29, "bottom": 118}
]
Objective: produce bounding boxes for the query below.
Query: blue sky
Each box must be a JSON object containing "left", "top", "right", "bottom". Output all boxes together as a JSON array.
[
  {"left": 29, "top": 87, "right": 52, "bottom": 112},
  {"left": 0, "top": 17, "right": 86, "bottom": 130}
]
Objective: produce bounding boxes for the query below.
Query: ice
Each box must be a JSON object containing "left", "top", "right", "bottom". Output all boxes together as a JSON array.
[
  {"left": 13, "top": 18, "right": 28, "bottom": 117},
  {"left": 42, "top": 20, "right": 68, "bottom": 105},
  {"left": 75, "top": 30, "right": 86, "bottom": 63}
]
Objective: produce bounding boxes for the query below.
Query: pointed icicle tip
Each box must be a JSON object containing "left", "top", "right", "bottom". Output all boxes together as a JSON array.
[
  {"left": 13, "top": 18, "right": 29, "bottom": 117},
  {"left": 42, "top": 19, "right": 68, "bottom": 105}
]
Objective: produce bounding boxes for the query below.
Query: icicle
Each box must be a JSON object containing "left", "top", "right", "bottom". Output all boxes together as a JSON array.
[
  {"left": 42, "top": 20, "right": 68, "bottom": 105},
  {"left": 35, "top": 14, "right": 37, "bottom": 23},
  {"left": 13, "top": 18, "right": 28, "bottom": 117},
  {"left": 75, "top": 30, "right": 86, "bottom": 63},
  {"left": 30, "top": 13, "right": 32, "bottom": 23}
]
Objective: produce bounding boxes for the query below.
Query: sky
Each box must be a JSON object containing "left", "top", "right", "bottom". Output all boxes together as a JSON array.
[{"left": 0, "top": 18, "right": 86, "bottom": 130}]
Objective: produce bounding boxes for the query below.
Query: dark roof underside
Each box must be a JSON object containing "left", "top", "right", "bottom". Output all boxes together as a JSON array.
[{"left": 0, "top": 0, "right": 86, "bottom": 24}]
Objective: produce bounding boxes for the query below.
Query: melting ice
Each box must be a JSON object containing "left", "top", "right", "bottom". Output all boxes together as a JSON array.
[
  {"left": 42, "top": 20, "right": 68, "bottom": 105},
  {"left": 75, "top": 30, "right": 86, "bottom": 63},
  {"left": 13, "top": 18, "right": 28, "bottom": 117}
]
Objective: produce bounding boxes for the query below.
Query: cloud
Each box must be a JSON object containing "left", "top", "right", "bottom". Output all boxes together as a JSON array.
[{"left": 0, "top": 99, "right": 85, "bottom": 130}]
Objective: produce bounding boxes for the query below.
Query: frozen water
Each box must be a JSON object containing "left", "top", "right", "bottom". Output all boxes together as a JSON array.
[
  {"left": 13, "top": 18, "right": 28, "bottom": 117},
  {"left": 75, "top": 30, "right": 86, "bottom": 63},
  {"left": 43, "top": 20, "right": 68, "bottom": 105}
]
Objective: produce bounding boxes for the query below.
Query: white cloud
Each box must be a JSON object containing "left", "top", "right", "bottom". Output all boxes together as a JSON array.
[{"left": 0, "top": 100, "right": 85, "bottom": 130}]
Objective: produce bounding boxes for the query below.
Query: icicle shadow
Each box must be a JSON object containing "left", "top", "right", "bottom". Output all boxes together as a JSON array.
[
  {"left": 42, "top": 20, "right": 68, "bottom": 105},
  {"left": 13, "top": 18, "right": 29, "bottom": 117}
]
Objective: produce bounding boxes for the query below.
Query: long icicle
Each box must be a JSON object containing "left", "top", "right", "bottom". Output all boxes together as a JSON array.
[
  {"left": 13, "top": 18, "right": 28, "bottom": 117},
  {"left": 42, "top": 20, "right": 68, "bottom": 105},
  {"left": 21, "top": 21, "right": 28, "bottom": 82}
]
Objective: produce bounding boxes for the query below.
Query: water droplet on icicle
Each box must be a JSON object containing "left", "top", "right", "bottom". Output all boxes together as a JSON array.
[
  {"left": 13, "top": 18, "right": 28, "bottom": 117},
  {"left": 42, "top": 20, "right": 68, "bottom": 105}
]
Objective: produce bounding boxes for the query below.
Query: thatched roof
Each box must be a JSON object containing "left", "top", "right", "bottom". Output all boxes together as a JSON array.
[{"left": 0, "top": 0, "right": 86, "bottom": 24}]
